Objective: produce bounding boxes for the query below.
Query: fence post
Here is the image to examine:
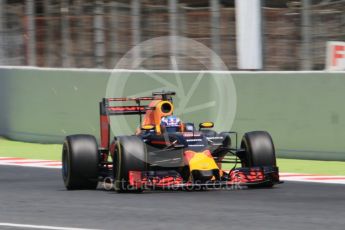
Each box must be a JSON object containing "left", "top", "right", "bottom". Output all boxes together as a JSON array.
[
  {"left": 301, "top": 0, "right": 312, "bottom": 70},
  {"left": 210, "top": 0, "right": 221, "bottom": 70},
  {"left": 94, "top": 0, "right": 105, "bottom": 68},
  {"left": 0, "top": 0, "right": 4, "bottom": 65},
  {"left": 110, "top": 1, "right": 118, "bottom": 67},
  {"left": 61, "top": 0, "right": 72, "bottom": 67},
  {"left": 25, "top": 0, "right": 36, "bottom": 66},
  {"left": 235, "top": 0, "right": 263, "bottom": 69},
  {"left": 44, "top": 0, "right": 54, "bottom": 67},
  {"left": 169, "top": 0, "right": 178, "bottom": 69},
  {"left": 131, "top": 0, "right": 141, "bottom": 68},
  {"left": 74, "top": 0, "right": 84, "bottom": 67}
]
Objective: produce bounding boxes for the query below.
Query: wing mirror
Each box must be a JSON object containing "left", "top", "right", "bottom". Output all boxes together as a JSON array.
[{"left": 199, "top": 122, "right": 214, "bottom": 129}]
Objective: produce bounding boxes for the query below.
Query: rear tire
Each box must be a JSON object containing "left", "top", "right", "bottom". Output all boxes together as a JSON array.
[
  {"left": 62, "top": 135, "right": 99, "bottom": 190},
  {"left": 240, "top": 131, "right": 276, "bottom": 188},
  {"left": 113, "top": 136, "right": 147, "bottom": 193}
]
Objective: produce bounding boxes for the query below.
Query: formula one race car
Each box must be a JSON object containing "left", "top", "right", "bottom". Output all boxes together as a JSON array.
[{"left": 62, "top": 91, "right": 280, "bottom": 192}]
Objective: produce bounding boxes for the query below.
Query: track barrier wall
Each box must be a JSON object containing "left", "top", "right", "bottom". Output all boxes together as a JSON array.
[{"left": 0, "top": 66, "right": 345, "bottom": 161}]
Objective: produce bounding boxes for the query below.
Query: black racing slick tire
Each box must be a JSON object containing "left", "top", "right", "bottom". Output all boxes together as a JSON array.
[
  {"left": 241, "top": 131, "right": 276, "bottom": 167},
  {"left": 240, "top": 131, "right": 276, "bottom": 188},
  {"left": 113, "top": 136, "right": 147, "bottom": 193},
  {"left": 62, "top": 135, "right": 99, "bottom": 190}
]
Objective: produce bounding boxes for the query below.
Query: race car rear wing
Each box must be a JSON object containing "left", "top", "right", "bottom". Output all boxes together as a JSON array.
[
  {"left": 99, "top": 91, "right": 176, "bottom": 149},
  {"left": 99, "top": 97, "right": 152, "bottom": 149},
  {"left": 100, "top": 98, "right": 153, "bottom": 116}
]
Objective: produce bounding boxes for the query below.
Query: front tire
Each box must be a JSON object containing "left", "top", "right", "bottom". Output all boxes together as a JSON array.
[
  {"left": 62, "top": 135, "right": 99, "bottom": 190},
  {"left": 240, "top": 131, "right": 276, "bottom": 188},
  {"left": 241, "top": 131, "right": 276, "bottom": 167},
  {"left": 113, "top": 136, "right": 147, "bottom": 193}
]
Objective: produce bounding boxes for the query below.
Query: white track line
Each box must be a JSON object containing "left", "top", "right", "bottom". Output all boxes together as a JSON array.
[{"left": 0, "top": 223, "right": 100, "bottom": 230}]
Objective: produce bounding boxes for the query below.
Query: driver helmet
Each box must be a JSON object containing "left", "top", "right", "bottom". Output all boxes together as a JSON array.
[{"left": 161, "top": 115, "right": 181, "bottom": 133}]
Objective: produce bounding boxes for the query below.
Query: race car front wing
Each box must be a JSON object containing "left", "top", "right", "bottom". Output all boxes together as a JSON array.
[{"left": 127, "top": 166, "right": 280, "bottom": 190}]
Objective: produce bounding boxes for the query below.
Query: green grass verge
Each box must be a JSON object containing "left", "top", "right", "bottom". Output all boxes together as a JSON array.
[
  {"left": 0, "top": 137, "right": 61, "bottom": 161},
  {"left": 0, "top": 137, "right": 344, "bottom": 175},
  {"left": 276, "top": 158, "right": 345, "bottom": 176}
]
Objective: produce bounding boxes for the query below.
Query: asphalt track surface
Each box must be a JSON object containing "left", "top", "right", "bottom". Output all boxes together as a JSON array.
[{"left": 0, "top": 166, "right": 344, "bottom": 230}]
